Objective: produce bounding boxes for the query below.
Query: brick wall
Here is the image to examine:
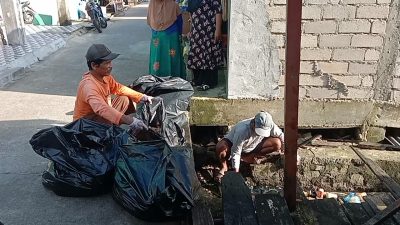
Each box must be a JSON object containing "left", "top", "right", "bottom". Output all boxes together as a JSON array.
[{"left": 269, "top": 0, "right": 393, "bottom": 100}]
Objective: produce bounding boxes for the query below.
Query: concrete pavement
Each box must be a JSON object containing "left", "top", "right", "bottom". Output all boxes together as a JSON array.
[{"left": 0, "top": 3, "right": 181, "bottom": 225}]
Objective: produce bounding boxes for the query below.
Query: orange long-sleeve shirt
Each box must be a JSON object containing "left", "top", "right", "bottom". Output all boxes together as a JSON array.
[{"left": 73, "top": 72, "right": 144, "bottom": 124}]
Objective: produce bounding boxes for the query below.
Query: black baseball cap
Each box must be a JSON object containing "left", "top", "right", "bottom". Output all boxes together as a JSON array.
[{"left": 85, "top": 44, "right": 120, "bottom": 62}]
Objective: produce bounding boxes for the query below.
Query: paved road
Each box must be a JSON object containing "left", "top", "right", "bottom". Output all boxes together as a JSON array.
[{"left": 0, "top": 3, "right": 180, "bottom": 225}]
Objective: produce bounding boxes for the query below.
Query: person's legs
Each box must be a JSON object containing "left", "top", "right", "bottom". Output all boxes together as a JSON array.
[
  {"left": 112, "top": 96, "right": 136, "bottom": 115},
  {"left": 82, "top": 96, "right": 136, "bottom": 125},
  {"left": 241, "top": 137, "right": 282, "bottom": 164},
  {"left": 204, "top": 69, "right": 218, "bottom": 88},
  {"left": 215, "top": 138, "right": 232, "bottom": 175}
]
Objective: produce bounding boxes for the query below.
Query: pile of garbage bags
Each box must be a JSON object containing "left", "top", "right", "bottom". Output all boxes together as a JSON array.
[{"left": 29, "top": 75, "right": 198, "bottom": 221}]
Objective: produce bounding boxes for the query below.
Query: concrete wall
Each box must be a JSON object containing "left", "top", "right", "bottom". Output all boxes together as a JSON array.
[
  {"left": 228, "top": 0, "right": 400, "bottom": 102},
  {"left": 227, "top": 0, "right": 281, "bottom": 99},
  {"left": 30, "top": 0, "right": 59, "bottom": 25}
]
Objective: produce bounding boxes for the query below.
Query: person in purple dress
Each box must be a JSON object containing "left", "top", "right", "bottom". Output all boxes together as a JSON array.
[{"left": 187, "top": 0, "right": 223, "bottom": 90}]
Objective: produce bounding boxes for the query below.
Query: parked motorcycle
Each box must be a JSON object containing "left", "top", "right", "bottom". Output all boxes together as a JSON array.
[
  {"left": 86, "top": 0, "right": 107, "bottom": 33},
  {"left": 21, "top": 0, "right": 35, "bottom": 24}
]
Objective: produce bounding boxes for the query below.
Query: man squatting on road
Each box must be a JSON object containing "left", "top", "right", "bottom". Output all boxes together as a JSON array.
[
  {"left": 73, "top": 44, "right": 152, "bottom": 133},
  {"left": 215, "top": 111, "right": 285, "bottom": 181}
]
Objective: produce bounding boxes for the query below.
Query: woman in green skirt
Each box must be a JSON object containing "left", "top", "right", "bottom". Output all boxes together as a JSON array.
[{"left": 147, "top": 0, "right": 186, "bottom": 78}]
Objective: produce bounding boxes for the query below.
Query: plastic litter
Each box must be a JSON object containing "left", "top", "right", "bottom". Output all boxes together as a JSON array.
[{"left": 343, "top": 192, "right": 361, "bottom": 204}]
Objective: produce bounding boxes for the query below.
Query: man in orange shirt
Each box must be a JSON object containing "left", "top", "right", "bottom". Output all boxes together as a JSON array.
[{"left": 73, "top": 44, "right": 152, "bottom": 133}]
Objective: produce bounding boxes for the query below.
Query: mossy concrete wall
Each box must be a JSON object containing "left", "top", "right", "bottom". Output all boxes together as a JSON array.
[
  {"left": 251, "top": 145, "right": 400, "bottom": 192},
  {"left": 189, "top": 97, "right": 400, "bottom": 141}
]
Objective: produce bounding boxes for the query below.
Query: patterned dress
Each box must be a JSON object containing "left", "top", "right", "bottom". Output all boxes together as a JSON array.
[{"left": 187, "top": 0, "right": 223, "bottom": 71}]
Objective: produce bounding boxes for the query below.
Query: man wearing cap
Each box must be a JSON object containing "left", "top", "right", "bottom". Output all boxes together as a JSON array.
[
  {"left": 73, "top": 44, "right": 152, "bottom": 133},
  {"left": 215, "top": 111, "right": 284, "bottom": 181}
]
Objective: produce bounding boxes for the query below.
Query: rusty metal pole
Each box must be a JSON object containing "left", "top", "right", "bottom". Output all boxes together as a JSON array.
[{"left": 284, "top": 0, "right": 302, "bottom": 212}]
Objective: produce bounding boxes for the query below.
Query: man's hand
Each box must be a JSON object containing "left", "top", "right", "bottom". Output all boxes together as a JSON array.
[
  {"left": 140, "top": 95, "right": 153, "bottom": 104},
  {"left": 129, "top": 117, "right": 148, "bottom": 133}
]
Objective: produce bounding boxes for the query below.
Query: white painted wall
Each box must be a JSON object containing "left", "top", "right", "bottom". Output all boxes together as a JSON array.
[{"left": 29, "top": 0, "right": 59, "bottom": 25}]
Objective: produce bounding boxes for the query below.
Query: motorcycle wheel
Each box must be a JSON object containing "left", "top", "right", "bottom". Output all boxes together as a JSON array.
[
  {"left": 93, "top": 15, "right": 102, "bottom": 33},
  {"left": 24, "top": 11, "right": 35, "bottom": 24},
  {"left": 100, "top": 17, "right": 107, "bottom": 29}
]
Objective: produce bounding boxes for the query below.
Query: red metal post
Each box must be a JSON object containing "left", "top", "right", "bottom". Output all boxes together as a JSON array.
[{"left": 284, "top": 0, "right": 302, "bottom": 212}]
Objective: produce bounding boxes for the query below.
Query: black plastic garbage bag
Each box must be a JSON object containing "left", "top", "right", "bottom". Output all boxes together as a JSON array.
[
  {"left": 129, "top": 75, "right": 194, "bottom": 147},
  {"left": 29, "top": 118, "right": 128, "bottom": 197},
  {"left": 112, "top": 139, "right": 199, "bottom": 221}
]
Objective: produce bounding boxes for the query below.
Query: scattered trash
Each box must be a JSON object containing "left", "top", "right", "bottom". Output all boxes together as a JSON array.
[
  {"left": 343, "top": 192, "right": 361, "bottom": 204},
  {"left": 325, "top": 192, "right": 338, "bottom": 199}
]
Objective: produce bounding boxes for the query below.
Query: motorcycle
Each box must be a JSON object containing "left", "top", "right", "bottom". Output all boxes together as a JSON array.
[
  {"left": 21, "top": 0, "right": 36, "bottom": 24},
  {"left": 85, "top": 0, "right": 107, "bottom": 33}
]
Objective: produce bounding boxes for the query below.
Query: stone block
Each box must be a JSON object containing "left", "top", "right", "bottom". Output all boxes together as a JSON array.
[
  {"left": 349, "top": 62, "right": 378, "bottom": 74},
  {"left": 338, "top": 20, "right": 371, "bottom": 33},
  {"left": 301, "top": 35, "right": 318, "bottom": 48},
  {"left": 272, "top": 34, "right": 285, "bottom": 47},
  {"left": 366, "top": 126, "right": 386, "bottom": 142},
  {"left": 300, "top": 61, "right": 314, "bottom": 73},
  {"left": 301, "top": 49, "right": 332, "bottom": 60},
  {"left": 306, "top": 0, "right": 329, "bottom": 4},
  {"left": 302, "top": 6, "right": 322, "bottom": 20},
  {"left": 304, "top": 21, "right": 337, "bottom": 34},
  {"left": 332, "top": 49, "right": 365, "bottom": 60},
  {"left": 365, "top": 49, "right": 381, "bottom": 61},
  {"left": 322, "top": 6, "right": 356, "bottom": 19},
  {"left": 271, "top": 21, "right": 286, "bottom": 34},
  {"left": 300, "top": 74, "right": 325, "bottom": 86},
  {"left": 319, "top": 62, "right": 349, "bottom": 74},
  {"left": 331, "top": 75, "right": 361, "bottom": 86},
  {"left": 319, "top": 35, "right": 351, "bottom": 48},
  {"left": 377, "top": 0, "right": 391, "bottom": 3},
  {"left": 268, "top": 6, "right": 286, "bottom": 20},
  {"left": 362, "top": 75, "right": 374, "bottom": 87},
  {"left": 351, "top": 35, "right": 383, "bottom": 48},
  {"left": 357, "top": 6, "right": 390, "bottom": 19},
  {"left": 350, "top": 174, "right": 364, "bottom": 186},
  {"left": 372, "top": 20, "right": 386, "bottom": 34},
  {"left": 341, "top": 87, "right": 373, "bottom": 99},
  {"left": 342, "top": 0, "right": 375, "bottom": 4},
  {"left": 308, "top": 87, "right": 339, "bottom": 98},
  {"left": 273, "top": 0, "right": 287, "bottom": 5},
  {"left": 393, "top": 77, "right": 400, "bottom": 90}
]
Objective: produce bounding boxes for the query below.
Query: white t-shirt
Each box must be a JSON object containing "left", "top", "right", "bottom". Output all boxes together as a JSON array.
[{"left": 224, "top": 118, "right": 284, "bottom": 169}]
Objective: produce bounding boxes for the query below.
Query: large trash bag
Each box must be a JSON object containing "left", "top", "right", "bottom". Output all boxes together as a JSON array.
[
  {"left": 29, "top": 118, "right": 128, "bottom": 197},
  {"left": 112, "top": 138, "right": 199, "bottom": 221},
  {"left": 129, "top": 75, "right": 194, "bottom": 147}
]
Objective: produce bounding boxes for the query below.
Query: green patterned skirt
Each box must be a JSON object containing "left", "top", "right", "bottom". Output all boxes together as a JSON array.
[{"left": 148, "top": 31, "right": 186, "bottom": 79}]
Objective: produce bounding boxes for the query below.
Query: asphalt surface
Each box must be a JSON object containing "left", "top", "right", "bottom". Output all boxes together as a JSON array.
[{"left": 0, "top": 3, "right": 181, "bottom": 225}]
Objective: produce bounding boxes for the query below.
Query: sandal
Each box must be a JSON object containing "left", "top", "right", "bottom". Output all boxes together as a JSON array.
[{"left": 197, "top": 84, "right": 210, "bottom": 91}]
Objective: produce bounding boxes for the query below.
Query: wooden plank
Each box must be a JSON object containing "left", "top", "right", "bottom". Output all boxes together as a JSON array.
[
  {"left": 379, "top": 193, "right": 400, "bottom": 223},
  {"left": 364, "top": 194, "right": 397, "bottom": 225},
  {"left": 254, "top": 193, "right": 294, "bottom": 225},
  {"left": 221, "top": 171, "right": 258, "bottom": 225},
  {"left": 341, "top": 203, "right": 371, "bottom": 225},
  {"left": 308, "top": 198, "right": 351, "bottom": 225},
  {"left": 191, "top": 202, "right": 214, "bottom": 225},
  {"left": 350, "top": 147, "right": 400, "bottom": 199},
  {"left": 364, "top": 196, "right": 400, "bottom": 225},
  {"left": 357, "top": 142, "right": 400, "bottom": 151}
]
